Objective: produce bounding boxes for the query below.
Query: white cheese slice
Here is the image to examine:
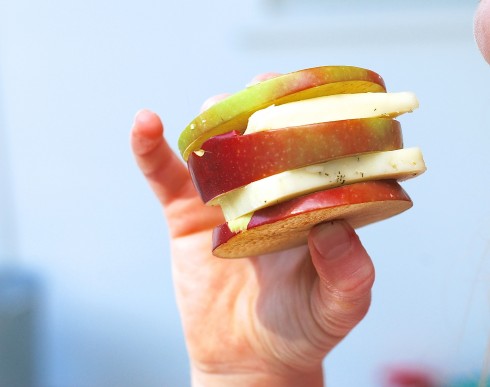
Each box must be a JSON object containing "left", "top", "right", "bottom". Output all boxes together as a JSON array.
[
  {"left": 245, "top": 92, "right": 419, "bottom": 134},
  {"left": 228, "top": 212, "right": 254, "bottom": 233},
  {"left": 212, "top": 148, "right": 426, "bottom": 222}
]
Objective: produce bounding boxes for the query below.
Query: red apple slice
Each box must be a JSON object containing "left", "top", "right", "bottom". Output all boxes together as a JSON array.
[
  {"left": 188, "top": 118, "right": 403, "bottom": 203},
  {"left": 178, "top": 66, "right": 386, "bottom": 160},
  {"left": 212, "top": 180, "right": 411, "bottom": 258}
]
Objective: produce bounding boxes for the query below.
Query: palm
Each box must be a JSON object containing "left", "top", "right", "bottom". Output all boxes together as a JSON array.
[{"left": 167, "top": 189, "right": 332, "bottom": 374}]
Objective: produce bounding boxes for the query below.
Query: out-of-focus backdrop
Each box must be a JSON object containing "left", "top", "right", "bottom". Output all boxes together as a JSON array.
[{"left": 0, "top": 1, "right": 489, "bottom": 386}]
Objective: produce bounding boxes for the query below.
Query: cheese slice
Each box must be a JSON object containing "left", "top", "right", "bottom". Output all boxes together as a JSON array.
[
  {"left": 228, "top": 212, "right": 254, "bottom": 233},
  {"left": 245, "top": 92, "right": 418, "bottom": 134},
  {"left": 212, "top": 148, "right": 426, "bottom": 222}
]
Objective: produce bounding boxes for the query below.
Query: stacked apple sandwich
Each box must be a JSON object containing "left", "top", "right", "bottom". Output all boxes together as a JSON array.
[{"left": 178, "top": 66, "right": 426, "bottom": 258}]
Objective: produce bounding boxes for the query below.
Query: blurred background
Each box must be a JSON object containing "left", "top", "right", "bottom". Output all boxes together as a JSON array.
[{"left": 0, "top": 0, "right": 489, "bottom": 386}]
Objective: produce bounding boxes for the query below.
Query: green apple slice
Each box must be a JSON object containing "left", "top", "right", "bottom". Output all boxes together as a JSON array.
[
  {"left": 245, "top": 92, "right": 418, "bottom": 134},
  {"left": 212, "top": 148, "right": 426, "bottom": 222},
  {"left": 178, "top": 66, "right": 386, "bottom": 160}
]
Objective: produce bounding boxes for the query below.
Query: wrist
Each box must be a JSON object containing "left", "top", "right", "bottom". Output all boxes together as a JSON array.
[{"left": 191, "top": 365, "right": 324, "bottom": 387}]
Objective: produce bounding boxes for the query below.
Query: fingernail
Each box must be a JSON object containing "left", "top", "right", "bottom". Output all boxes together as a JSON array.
[
  {"left": 311, "top": 222, "right": 353, "bottom": 260},
  {"left": 133, "top": 109, "right": 153, "bottom": 125}
]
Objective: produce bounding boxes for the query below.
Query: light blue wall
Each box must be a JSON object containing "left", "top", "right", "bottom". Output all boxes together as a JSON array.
[{"left": 0, "top": 1, "right": 488, "bottom": 386}]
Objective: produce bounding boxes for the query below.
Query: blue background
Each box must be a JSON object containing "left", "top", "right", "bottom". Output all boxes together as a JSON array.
[{"left": 0, "top": 1, "right": 489, "bottom": 386}]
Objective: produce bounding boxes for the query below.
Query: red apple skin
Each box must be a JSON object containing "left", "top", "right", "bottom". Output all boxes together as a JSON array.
[
  {"left": 179, "top": 66, "right": 386, "bottom": 160},
  {"left": 212, "top": 180, "right": 412, "bottom": 258},
  {"left": 189, "top": 118, "right": 403, "bottom": 203}
]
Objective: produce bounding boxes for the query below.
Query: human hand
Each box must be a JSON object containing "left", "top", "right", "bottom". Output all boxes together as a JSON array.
[
  {"left": 130, "top": 74, "right": 375, "bottom": 387},
  {"left": 475, "top": 0, "right": 490, "bottom": 64}
]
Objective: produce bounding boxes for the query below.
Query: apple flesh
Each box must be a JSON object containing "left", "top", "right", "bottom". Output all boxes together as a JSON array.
[
  {"left": 212, "top": 180, "right": 412, "bottom": 258},
  {"left": 189, "top": 118, "right": 403, "bottom": 203},
  {"left": 178, "top": 66, "right": 386, "bottom": 160}
]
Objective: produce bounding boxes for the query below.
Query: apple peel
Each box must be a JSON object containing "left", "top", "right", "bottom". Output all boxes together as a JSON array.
[{"left": 212, "top": 180, "right": 412, "bottom": 258}]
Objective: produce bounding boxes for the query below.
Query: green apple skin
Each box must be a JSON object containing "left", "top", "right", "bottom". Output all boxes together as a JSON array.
[
  {"left": 179, "top": 66, "right": 386, "bottom": 160},
  {"left": 189, "top": 118, "right": 403, "bottom": 203},
  {"left": 212, "top": 180, "right": 412, "bottom": 258}
]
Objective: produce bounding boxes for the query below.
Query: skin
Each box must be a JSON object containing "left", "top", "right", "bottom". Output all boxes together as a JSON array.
[
  {"left": 475, "top": 0, "right": 490, "bottom": 64},
  {"left": 130, "top": 73, "right": 376, "bottom": 386}
]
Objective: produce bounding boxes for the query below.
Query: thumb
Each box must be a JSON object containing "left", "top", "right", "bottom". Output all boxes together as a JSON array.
[{"left": 308, "top": 221, "right": 375, "bottom": 342}]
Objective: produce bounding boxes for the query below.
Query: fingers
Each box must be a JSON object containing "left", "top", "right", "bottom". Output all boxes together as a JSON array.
[
  {"left": 475, "top": 0, "right": 490, "bottom": 64},
  {"left": 131, "top": 109, "right": 193, "bottom": 206},
  {"left": 308, "top": 221, "right": 375, "bottom": 340}
]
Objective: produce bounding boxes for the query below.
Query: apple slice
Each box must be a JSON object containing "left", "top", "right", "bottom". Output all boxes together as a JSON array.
[
  {"left": 188, "top": 118, "right": 403, "bottom": 203},
  {"left": 212, "top": 147, "right": 426, "bottom": 222},
  {"left": 212, "top": 180, "right": 412, "bottom": 258},
  {"left": 178, "top": 66, "right": 386, "bottom": 160}
]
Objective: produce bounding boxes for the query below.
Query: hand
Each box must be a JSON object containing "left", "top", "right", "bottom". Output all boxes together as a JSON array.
[
  {"left": 130, "top": 74, "right": 375, "bottom": 387},
  {"left": 475, "top": 0, "right": 490, "bottom": 64}
]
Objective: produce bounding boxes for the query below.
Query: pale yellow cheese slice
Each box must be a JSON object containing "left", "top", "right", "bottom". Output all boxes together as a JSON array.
[
  {"left": 245, "top": 92, "right": 418, "bottom": 134},
  {"left": 213, "top": 148, "right": 426, "bottom": 223}
]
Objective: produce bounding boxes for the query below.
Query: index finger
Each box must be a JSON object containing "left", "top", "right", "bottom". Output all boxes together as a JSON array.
[{"left": 130, "top": 109, "right": 194, "bottom": 206}]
